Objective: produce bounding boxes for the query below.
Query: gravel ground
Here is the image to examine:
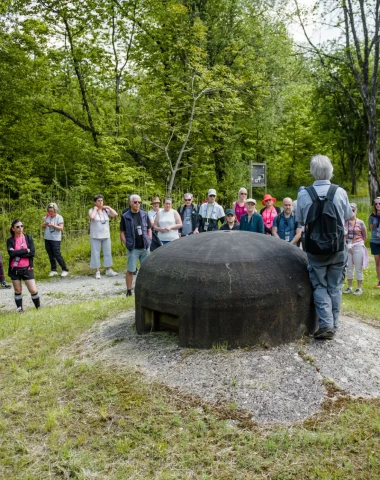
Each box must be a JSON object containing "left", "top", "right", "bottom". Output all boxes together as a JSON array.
[{"left": 2, "top": 275, "right": 380, "bottom": 424}]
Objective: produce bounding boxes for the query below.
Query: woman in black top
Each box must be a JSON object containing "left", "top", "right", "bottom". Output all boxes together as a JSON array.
[{"left": 7, "top": 219, "right": 40, "bottom": 313}]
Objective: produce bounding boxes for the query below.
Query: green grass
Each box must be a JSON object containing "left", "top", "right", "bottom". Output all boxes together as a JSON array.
[
  {"left": 0, "top": 298, "right": 380, "bottom": 478},
  {"left": 341, "top": 255, "right": 380, "bottom": 322}
]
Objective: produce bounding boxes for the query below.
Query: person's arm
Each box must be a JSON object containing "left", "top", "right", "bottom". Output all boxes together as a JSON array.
[
  {"left": 361, "top": 221, "right": 367, "bottom": 241},
  {"left": 291, "top": 227, "right": 303, "bottom": 245},
  {"left": 42, "top": 216, "right": 49, "bottom": 228},
  {"left": 272, "top": 225, "right": 280, "bottom": 238},
  {"left": 154, "top": 213, "right": 165, "bottom": 233},
  {"left": 48, "top": 217, "right": 64, "bottom": 232},
  {"left": 104, "top": 206, "right": 118, "bottom": 217},
  {"left": 89, "top": 207, "right": 97, "bottom": 220},
  {"left": 168, "top": 211, "right": 182, "bottom": 230},
  {"left": 7, "top": 237, "right": 31, "bottom": 258},
  {"left": 257, "top": 215, "right": 265, "bottom": 234},
  {"left": 120, "top": 231, "right": 126, "bottom": 246},
  {"left": 147, "top": 224, "right": 152, "bottom": 240},
  {"left": 369, "top": 216, "right": 374, "bottom": 231}
]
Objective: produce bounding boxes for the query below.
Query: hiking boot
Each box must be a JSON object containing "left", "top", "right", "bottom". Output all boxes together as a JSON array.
[
  {"left": 61, "top": 271, "right": 69, "bottom": 277},
  {"left": 95, "top": 271, "right": 101, "bottom": 280},
  {"left": 353, "top": 288, "right": 363, "bottom": 295},
  {"left": 313, "top": 327, "right": 335, "bottom": 340},
  {"left": 17, "top": 307, "right": 24, "bottom": 314},
  {"left": 106, "top": 269, "right": 118, "bottom": 276},
  {"left": 126, "top": 289, "right": 133, "bottom": 297},
  {"left": 343, "top": 287, "right": 352, "bottom": 294},
  {"left": 1, "top": 282, "right": 11, "bottom": 289},
  {"left": 49, "top": 271, "right": 58, "bottom": 277}
]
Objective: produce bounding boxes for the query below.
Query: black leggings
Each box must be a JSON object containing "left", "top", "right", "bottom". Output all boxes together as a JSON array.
[{"left": 45, "top": 240, "right": 68, "bottom": 271}]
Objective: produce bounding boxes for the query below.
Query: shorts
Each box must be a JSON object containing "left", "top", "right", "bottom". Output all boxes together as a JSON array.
[
  {"left": 9, "top": 267, "right": 35, "bottom": 281},
  {"left": 370, "top": 242, "right": 380, "bottom": 255},
  {"left": 127, "top": 248, "right": 149, "bottom": 272}
]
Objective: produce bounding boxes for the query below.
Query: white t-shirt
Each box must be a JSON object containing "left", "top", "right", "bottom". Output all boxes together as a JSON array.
[
  {"left": 89, "top": 208, "right": 110, "bottom": 239},
  {"left": 44, "top": 214, "right": 64, "bottom": 241}
]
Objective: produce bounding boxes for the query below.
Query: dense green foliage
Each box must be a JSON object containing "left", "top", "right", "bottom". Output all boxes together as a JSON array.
[{"left": 0, "top": 0, "right": 378, "bottom": 215}]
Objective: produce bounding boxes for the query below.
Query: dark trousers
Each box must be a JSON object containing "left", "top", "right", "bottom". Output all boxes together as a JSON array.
[
  {"left": 45, "top": 240, "right": 68, "bottom": 271},
  {"left": 0, "top": 253, "right": 5, "bottom": 282}
]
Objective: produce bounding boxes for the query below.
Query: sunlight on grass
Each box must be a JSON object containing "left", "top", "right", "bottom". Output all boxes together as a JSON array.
[{"left": 0, "top": 297, "right": 379, "bottom": 478}]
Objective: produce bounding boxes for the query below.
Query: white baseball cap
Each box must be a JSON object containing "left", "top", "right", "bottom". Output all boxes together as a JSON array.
[{"left": 208, "top": 189, "right": 217, "bottom": 196}]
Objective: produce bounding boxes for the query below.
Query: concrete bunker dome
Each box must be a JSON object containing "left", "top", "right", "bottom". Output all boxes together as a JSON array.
[{"left": 135, "top": 231, "right": 316, "bottom": 348}]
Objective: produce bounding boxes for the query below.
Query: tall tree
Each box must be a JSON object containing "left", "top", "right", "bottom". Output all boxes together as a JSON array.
[{"left": 295, "top": 0, "right": 380, "bottom": 200}]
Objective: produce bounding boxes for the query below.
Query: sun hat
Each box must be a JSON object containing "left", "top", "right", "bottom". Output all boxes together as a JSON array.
[
  {"left": 246, "top": 198, "right": 256, "bottom": 204},
  {"left": 262, "top": 194, "right": 277, "bottom": 205},
  {"left": 225, "top": 209, "right": 235, "bottom": 216},
  {"left": 208, "top": 188, "right": 217, "bottom": 196},
  {"left": 151, "top": 196, "right": 160, "bottom": 204},
  {"left": 350, "top": 203, "right": 357, "bottom": 210}
]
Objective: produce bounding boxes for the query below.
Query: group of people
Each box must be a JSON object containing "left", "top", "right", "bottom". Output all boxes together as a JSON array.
[{"left": 1, "top": 155, "right": 380, "bottom": 332}]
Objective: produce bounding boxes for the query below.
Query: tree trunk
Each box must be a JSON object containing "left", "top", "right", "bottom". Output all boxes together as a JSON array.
[{"left": 367, "top": 118, "right": 380, "bottom": 201}]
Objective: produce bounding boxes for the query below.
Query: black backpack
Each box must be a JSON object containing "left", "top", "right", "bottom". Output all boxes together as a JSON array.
[{"left": 304, "top": 184, "right": 345, "bottom": 255}]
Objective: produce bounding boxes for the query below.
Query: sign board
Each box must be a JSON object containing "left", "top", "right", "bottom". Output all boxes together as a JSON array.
[{"left": 250, "top": 162, "right": 266, "bottom": 194}]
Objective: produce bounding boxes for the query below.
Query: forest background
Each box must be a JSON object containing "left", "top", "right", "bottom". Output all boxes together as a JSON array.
[{"left": 1, "top": 0, "right": 380, "bottom": 247}]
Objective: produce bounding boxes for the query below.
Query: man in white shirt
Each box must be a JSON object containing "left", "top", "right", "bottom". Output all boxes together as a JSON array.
[{"left": 196, "top": 189, "right": 225, "bottom": 233}]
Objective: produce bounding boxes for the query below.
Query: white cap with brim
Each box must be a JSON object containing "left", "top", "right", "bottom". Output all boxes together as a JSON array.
[
  {"left": 246, "top": 198, "right": 256, "bottom": 204},
  {"left": 208, "top": 189, "right": 217, "bottom": 196}
]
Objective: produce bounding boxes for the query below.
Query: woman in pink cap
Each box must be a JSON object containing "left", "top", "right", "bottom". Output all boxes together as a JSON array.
[{"left": 260, "top": 194, "right": 281, "bottom": 235}]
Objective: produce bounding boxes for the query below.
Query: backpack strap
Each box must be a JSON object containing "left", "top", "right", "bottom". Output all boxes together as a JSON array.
[
  {"left": 276, "top": 212, "right": 284, "bottom": 228},
  {"left": 326, "top": 184, "right": 339, "bottom": 201},
  {"left": 305, "top": 186, "right": 319, "bottom": 202}
]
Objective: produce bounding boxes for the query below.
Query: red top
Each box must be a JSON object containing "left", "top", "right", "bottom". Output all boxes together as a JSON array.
[
  {"left": 234, "top": 202, "right": 247, "bottom": 222},
  {"left": 10, "top": 235, "right": 30, "bottom": 269}
]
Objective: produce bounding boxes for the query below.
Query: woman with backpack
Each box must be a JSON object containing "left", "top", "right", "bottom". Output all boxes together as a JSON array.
[{"left": 369, "top": 197, "right": 380, "bottom": 288}]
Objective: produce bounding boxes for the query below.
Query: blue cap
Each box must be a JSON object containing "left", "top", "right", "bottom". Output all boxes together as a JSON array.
[{"left": 225, "top": 209, "right": 235, "bottom": 216}]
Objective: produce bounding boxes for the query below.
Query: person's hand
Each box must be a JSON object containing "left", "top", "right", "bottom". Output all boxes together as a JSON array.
[{"left": 193, "top": 228, "right": 199, "bottom": 234}]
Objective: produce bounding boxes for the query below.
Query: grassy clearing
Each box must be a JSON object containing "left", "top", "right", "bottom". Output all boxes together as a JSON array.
[
  {"left": 341, "top": 255, "right": 380, "bottom": 323},
  {"left": 0, "top": 298, "right": 380, "bottom": 479}
]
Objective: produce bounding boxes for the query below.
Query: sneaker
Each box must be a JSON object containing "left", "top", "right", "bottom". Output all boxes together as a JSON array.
[
  {"left": 1, "top": 282, "right": 11, "bottom": 289},
  {"left": 61, "top": 271, "right": 69, "bottom": 277},
  {"left": 106, "top": 269, "right": 118, "bottom": 276},
  {"left": 353, "top": 288, "right": 363, "bottom": 295},
  {"left": 126, "top": 289, "right": 133, "bottom": 297},
  {"left": 343, "top": 287, "right": 352, "bottom": 294},
  {"left": 17, "top": 307, "right": 24, "bottom": 314},
  {"left": 95, "top": 271, "right": 101, "bottom": 280},
  {"left": 313, "top": 327, "right": 335, "bottom": 340},
  {"left": 49, "top": 271, "right": 58, "bottom": 277}
]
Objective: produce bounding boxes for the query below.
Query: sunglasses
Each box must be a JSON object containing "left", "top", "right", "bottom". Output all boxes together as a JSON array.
[
  {"left": 209, "top": 194, "right": 216, "bottom": 197},
  {"left": 240, "top": 193, "right": 247, "bottom": 195},
  {"left": 265, "top": 199, "right": 272, "bottom": 202},
  {"left": 15, "top": 225, "right": 24, "bottom": 228},
  {"left": 375, "top": 202, "right": 380, "bottom": 205},
  {"left": 247, "top": 203, "right": 256, "bottom": 206},
  {"left": 185, "top": 198, "right": 192, "bottom": 201},
  {"left": 133, "top": 201, "right": 141, "bottom": 204}
]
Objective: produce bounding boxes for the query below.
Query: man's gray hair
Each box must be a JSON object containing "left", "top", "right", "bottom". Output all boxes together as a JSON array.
[
  {"left": 129, "top": 194, "right": 141, "bottom": 202},
  {"left": 310, "top": 155, "right": 333, "bottom": 180},
  {"left": 183, "top": 192, "right": 193, "bottom": 199}
]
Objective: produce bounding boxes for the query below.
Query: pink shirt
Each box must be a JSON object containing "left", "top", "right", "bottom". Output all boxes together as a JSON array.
[
  {"left": 10, "top": 235, "right": 30, "bottom": 269},
  {"left": 261, "top": 207, "right": 278, "bottom": 230},
  {"left": 234, "top": 202, "right": 247, "bottom": 222}
]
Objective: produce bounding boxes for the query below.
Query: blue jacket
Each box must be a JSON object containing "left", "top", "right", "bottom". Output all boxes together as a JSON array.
[
  {"left": 121, "top": 209, "right": 151, "bottom": 251},
  {"left": 239, "top": 213, "right": 265, "bottom": 234}
]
